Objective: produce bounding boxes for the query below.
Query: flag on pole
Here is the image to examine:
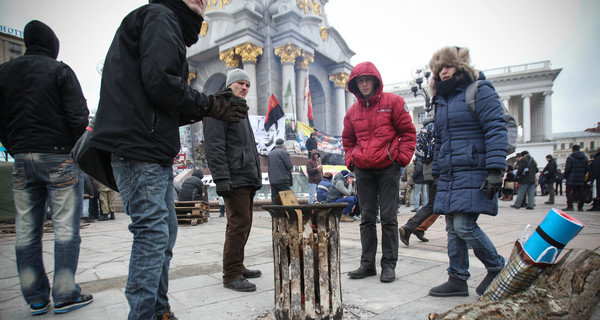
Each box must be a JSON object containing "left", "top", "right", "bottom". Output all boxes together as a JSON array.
[
  {"left": 284, "top": 80, "right": 292, "bottom": 110},
  {"left": 304, "top": 73, "right": 314, "bottom": 127},
  {"left": 264, "top": 94, "right": 284, "bottom": 131}
]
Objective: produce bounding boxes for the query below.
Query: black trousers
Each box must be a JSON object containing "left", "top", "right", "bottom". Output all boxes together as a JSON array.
[
  {"left": 354, "top": 163, "right": 401, "bottom": 270},
  {"left": 404, "top": 180, "right": 437, "bottom": 231}
]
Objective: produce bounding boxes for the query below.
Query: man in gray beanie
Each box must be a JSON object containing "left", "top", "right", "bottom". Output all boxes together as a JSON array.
[
  {"left": 204, "top": 69, "right": 263, "bottom": 292},
  {"left": 225, "top": 68, "right": 251, "bottom": 88}
]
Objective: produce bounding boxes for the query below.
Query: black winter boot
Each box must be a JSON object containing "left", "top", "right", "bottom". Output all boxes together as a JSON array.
[
  {"left": 399, "top": 226, "right": 411, "bottom": 246},
  {"left": 109, "top": 212, "right": 115, "bottom": 220},
  {"left": 429, "top": 277, "right": 468, "bottom": 297},
  {"left": 476, "top": 270, "right": 501, "bottom": 296}
]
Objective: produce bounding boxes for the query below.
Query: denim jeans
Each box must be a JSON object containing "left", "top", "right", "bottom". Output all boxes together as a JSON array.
[
  {"left": 411, "top": 183, "right": 428, "bottom": 211},
  {"left": 82, "top": 199, "right": 90, "bottom": 218},
  {"left": 111, "top": 155, "right": 177, "bottom": 320},
  {"left": 12, "top": 153, "right": 83, "bottom": 305},
  {"left": 332, "top": 195, "right": 358, "bottom": 215},
  {"left": 445, "top": 212, "right": 505, "bottom": 280},
  {"left": 354, "top": 163, "right": 401, "bottom": 270},
  {"left": 308, "top": 183, "right": 317, "bottom": 204}
]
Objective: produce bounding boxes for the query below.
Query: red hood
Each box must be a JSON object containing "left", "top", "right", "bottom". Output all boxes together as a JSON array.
[{"left": 348, "top": 62, "right": 383, "bottom": 103}]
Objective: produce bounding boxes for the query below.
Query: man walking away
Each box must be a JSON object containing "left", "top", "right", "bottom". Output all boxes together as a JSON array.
[{"left": 0, "top": 20, "right": 92, "bottom": 315}]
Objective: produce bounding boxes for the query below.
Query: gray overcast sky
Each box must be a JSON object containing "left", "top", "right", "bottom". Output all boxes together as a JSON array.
[{"left": 1, "top": 0, "right": 599, "bottom": 133}]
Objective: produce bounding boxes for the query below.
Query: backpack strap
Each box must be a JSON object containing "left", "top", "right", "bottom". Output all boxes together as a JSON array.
[{"left": 465, "top": 80, "right": 482, "bottom": 115}]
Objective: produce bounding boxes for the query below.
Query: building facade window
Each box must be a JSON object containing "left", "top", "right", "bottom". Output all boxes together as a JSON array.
[
  {"left": 561, "top": 143, "right": 565, "bottom": 150},
  {"left": 590, "top": 141, "right": 595, "bottom": 151},
  {"left": 9, "top": 43, "right": 23, "bottom": 60},
  {"left": 580, "top": 142, "right": 584, "bottom": 149},
  {"left": 417, "top": 112, "right": 426, "bottom": 124}
]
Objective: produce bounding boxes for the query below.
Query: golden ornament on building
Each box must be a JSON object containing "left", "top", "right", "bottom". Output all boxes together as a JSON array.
[
  {"left": 320, "top": 26, "right": 328, "bottom": 42},
  {"left": 188, "top": 71, "right": 197, "bottom": 85},
  {"left": 329, "top": 72, "right": 350, "bottom": 88},
  {"left": 200, "top": 21, "right": 208, "bottom": 37},
  {"left": 295, "top": 51, "right": 314, "bottom": 70},
  {"left": 234, "top": 42, "right": 263, "bottom": 63},
  {"left": 219, "top": 47, "right": 241, "bottom": 68},
  {"left": 296, "top": 0, "right": 323, "bottom": 16},
  {"left": 206, "top": 0, "right": 232, "bottom": 11},
  {"left": 274, "top": 42, "right": 302, "bottom": 64}
]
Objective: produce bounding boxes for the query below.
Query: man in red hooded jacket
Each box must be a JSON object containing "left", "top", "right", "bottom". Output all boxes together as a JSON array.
[{"left": 343, "top": 62, "right": 416, "bottom": 283}]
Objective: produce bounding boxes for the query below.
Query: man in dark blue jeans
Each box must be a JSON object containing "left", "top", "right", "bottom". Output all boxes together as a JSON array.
[
  {"left": 0, "top": 20, "right": 92, "bottom": 315},
  {"left": 90, "top": 1, "right": 248, "bottom": 318}
]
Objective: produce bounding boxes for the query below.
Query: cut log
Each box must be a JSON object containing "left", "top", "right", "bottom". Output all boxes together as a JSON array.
[{"left": 429, "top": 249, "right": 600, "bottom": 320}]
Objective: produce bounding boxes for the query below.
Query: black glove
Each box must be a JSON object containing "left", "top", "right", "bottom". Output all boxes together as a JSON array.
[
  {"left": 480, "top": 170, "right": 503, "bottom": 200},
  {"left": 207, "top": 88, "right": 248, "bottom": 123},
  {"left": 216, "top": 180, "right": 232, "bottom": 198}
]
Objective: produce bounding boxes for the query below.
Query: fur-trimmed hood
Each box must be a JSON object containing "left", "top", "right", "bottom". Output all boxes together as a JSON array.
[{"left": 428, "top": 46, "right": 479, "bottom": 96}]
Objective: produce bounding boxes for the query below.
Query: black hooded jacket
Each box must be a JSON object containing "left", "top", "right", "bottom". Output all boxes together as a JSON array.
[
  {"left": 0, "top": 20, "right": 89, "bottom": 155},
  {"left": 90, "top": 1, "right": 210, "bottom": 166},
  {"left": 179, "top": 169, "right": 205, "bottom": 201},
  {"left": 564, "top": 151, "right": 588, "bottom": 186}
]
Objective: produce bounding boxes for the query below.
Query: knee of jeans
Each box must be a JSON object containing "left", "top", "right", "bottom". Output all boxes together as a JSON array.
[{"left": 19, "top": 266, "right": 38, "bottom": 290}]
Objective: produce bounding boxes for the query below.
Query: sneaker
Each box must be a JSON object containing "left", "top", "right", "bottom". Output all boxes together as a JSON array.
[
  {"left": 562, "top": 207, "right": 574, "bottom": 212},
  {"left": 398, "top": 226, "right": 411, "bottom": 246},
  {"left": 242, "top": 268, "right": 262, "bottom": 279},
  {"left": 30, "top": 301, "right": 50, "bottom": 316},
  {"left": 526, "top": 207, "right": 534, "bottom": 210},
  {"left": 224, "top": 278, "right": 256, "bottom": 292},
  {"left": 544, "top": 201, "right": 554, "bottom": 204},
  {"left": 53, "top": 294, "right": 93, "bottom": 314},
  {"left": 340, "top": 214, "right": 354, "bottom": 222},
  {"left": 157, "top": 309, "right": 178, "bottom": 320}
]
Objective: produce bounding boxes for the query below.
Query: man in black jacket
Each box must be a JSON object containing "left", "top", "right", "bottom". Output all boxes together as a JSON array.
[
  {"left": 563, "top": 145, "right": 589, "bottom": 212},
  {"left": 178, "top": 169, "right": 205, "bottom": 201},
  {"left": 0, "top": 20, "right": 92, "bottom": 315},
  {"left": 268, "top": 139, "right": 293, "bottom": 203},
  {"left": 204, "top": 69, "right": 263, "bottom": 292},
  {"left": 89, "top": 1, "right": 248, "bottom": 319},
  {"left": 542, "top": 155, "right": 557, "bottom": 204},
  {"left": 588, "top": 150, "right": 600, "bottom": 211}
]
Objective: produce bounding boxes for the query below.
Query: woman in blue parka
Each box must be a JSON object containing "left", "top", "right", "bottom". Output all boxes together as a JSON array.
[{"left": 427, "top": 46, "right": 508, "bottom": 298}]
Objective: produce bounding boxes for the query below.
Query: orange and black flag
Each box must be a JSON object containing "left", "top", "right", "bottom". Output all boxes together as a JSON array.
[{"left": 264, "top": 94, "right": 284, "bottom": 131}]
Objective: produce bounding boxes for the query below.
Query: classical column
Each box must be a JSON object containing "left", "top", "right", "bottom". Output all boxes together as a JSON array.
[
  {"left": 522, "top": 94, "right": 532, "bottom": 143},
  {"left": 295, "top": 51, "right": 314, "bottom": 124},
  {"left": 329, "top": 72, "right": 349, "bottom": 136},
  {"left": 274, "top": 43, "right": 302, "bottom": 115},
  {"left": 543, "top": 91, "right": 553, "bottom": 141},
  {"left": 235, "top": 42, "right": 263, "bottom": 115}
]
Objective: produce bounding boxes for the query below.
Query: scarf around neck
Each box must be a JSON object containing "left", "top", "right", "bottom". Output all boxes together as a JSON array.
[{"left": 152, "top": 0, "right": 204, "bottom": 47}]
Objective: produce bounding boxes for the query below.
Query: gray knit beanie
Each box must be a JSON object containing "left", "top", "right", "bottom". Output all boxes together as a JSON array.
[{"left": 226, "top": 69, "right": 251, "bottom": 88}]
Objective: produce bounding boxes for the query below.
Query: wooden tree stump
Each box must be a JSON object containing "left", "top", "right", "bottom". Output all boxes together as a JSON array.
[{"left": 429, "top": 249, "right": 600, "bottom": 320}]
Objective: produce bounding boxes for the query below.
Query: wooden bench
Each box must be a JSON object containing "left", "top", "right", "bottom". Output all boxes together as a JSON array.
[{"left": 174, "top": 201, "right": 209, "bottom": 225}]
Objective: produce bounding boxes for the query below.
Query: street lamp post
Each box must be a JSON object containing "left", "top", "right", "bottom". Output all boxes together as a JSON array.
[{"left": 410, "top": 69, "right": 432, "bottom": 112}]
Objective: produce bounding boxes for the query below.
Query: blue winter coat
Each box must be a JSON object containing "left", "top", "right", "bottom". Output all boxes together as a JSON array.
[
  {"left": 432, "top": 76, "right": 508, "bottom": 216},
  {"left": 317, "top": 177, "right": 332, "bottom": 203}
]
